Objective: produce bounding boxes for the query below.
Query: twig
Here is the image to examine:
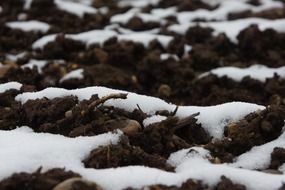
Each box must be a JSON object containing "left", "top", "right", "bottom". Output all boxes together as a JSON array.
[
  {"left": 88, "top": 93, "right": 128, "bottom": 111},
  {"left": 136, "top": 104, "right": 144, "bottom": 113},
  {"left": 172, "top": 112, "right": 200, "bottom": 131},
  {"left": 170, "top": 106, "right": 179, "bottom": 116}
]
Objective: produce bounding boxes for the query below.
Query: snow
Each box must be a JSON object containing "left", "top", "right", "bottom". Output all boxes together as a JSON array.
[
  {"left": 1, "top": 126, "right": 285, "bottom": 190},
  {"left": 0, "top": 82, "right": 22, "bottom": 93},
  {"left": 160, "top": 53, "right": 179, "bottom": 61},
  {"left": 0, "top": 127, "right": 121, "bottom": 181},
  {"left": 111, "top": 10, "right": 161, "bottom": 24},
  {"left": 175, "top": 0, "right": 283, "bottom": 23},
  {"left": 6, "top": 20, "right": 50, "bottom": 33},
  {"left": 166, "top": 147, "right": 285, "bottom": 190},
  {"left": 143, "top": 115, "right": 167, "bottom": 127},
  {"left": 168, "top": 147, "right": 211, "bottom": 167},
  {"left": 15, "top": 85, "right": 264, "bottom": 139},
  {"left": 66, "top": 30, "right": 117, "bottom": 47},
  {"left": 231, "top": 132, "right": 285, "bottom": 170},
  {"left": 32, "top": 30, "right": 173, "bottom": 49},
  {"left": 54, "top": 0, "right": 97, "bottom": 17},
  {"left": 118, "top": 33, "right": 173, "bottom": 48},
  {"left": 21, "top": 59, "right": 48, "bottom": 74},
  {"left": 117, "top": 0, "right": 160, "bottom": 8},
  {"left": 169, "top": 18, "right": 285, "bottom": 43},
  {"left": 199, "top": 65, "right": 285, "bottom": 82},
  {"left": 60, "top": 68, "right": 84, "bottom": 83},
  {"left": 6, "top": 52, "right": 27, "bottom": 61},
  {"left": 32, "top": 34, "right": 57, "bottom": 49},
  {"left": 151, "top": 7, "right": 177, "bottom": 19}
]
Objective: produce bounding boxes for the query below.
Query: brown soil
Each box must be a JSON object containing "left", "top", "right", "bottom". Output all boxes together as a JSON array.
[{"left": 0, "top": 168, "right": 80, "bottom": 190}]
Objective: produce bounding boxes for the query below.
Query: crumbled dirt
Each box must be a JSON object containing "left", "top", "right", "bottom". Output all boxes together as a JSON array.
[
  {"left": 214, "top": 176, "right": 246, "bottom": 190},
  {"left": 129, "top": 115, "right": 210, "bottom": 157},
  {"left": 270, "top": 147, "right": 285, "bottom": 170},
  {"left": 83, "top": 136, "right": 174, "bottom": 171},
  {"left": 124, "top": 176, "right": 246, "bottom": 190},
  {"left": 0, "top": 168, "right": 80, "bottom": 190},
  {"left": 224, "top": 105, "right": 285, "bottom": 156}
]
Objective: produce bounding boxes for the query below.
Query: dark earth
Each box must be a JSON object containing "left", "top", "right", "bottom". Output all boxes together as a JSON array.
[{"left": 0, "top": 0, "right": 285, "bottom": 189}]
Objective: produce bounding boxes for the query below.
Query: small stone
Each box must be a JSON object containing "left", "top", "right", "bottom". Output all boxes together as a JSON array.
[
  {"left": 121, "top": 119, "right": 142, "bottom": 135},
  {"left": 158, "top": 84, "right": 171, "bottom": 98},
  {"left": 131, "top": 75, "right": 138, "bottom": 84},
  {"left": 65, "top": 110, "right": 73, "bottom": 118},
  {"left": 53, "top": 177, "right": 103, "bottom": 190}
]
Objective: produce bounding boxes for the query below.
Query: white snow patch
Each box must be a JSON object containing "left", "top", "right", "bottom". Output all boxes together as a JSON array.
[
  {"left": 21, "top": 59, "right": 48, "bottom": 74},
  {"left": 111, "top": 10, "right": 161, "bottom": 24},
  {"left": 2, "top": 127, "right": 283, "bottom": 190},
  {"left": 54, "top": 0, "right": 97, "bottom": 17},
  {"left": 143, "top": 115, "right": 167, "bottom": 127},
  {"left": 33, "top": 30, "right": 172, "bottom": 49},
  {"left": 169, "top": 18, "right": 285, "bottom": 43},
  {"left": 0, "top": 127, "right": 121, "bottom": 181},
  {"left": 60, "top": 68, "right": 84, "bottom": 83},
  {"left": 66, "top": 30, "right": 117, "bottom": 47},
  {"left": 165, "top": 147, "right": 285, "bottom": 190},
  {"left": 6, "top": 52, "right": 27, "bottom": 62},
  {"left": 0, "top": 82, "right": 22, "bottom": 93},
  {"left": 168, "top": 147, "right": 211, "bottom": 167},
  {"left": 176, "top": 0, "right": 283, "bottom": 23},
  {"left": 15, "top": 86, "right": 264, "bottom": 139},
  {"left": 199, "top": 65, "right": 285, "bottom": 82},
  {"left": 160, "top": 53, "right": 179, "bottom": 61},
  {"left": 231, "top": 132, "right": 285, "bottom": 170},
  {"left": 32, "top": 34, "right": 57, "bottom": 49},
  {"left": 6, "top": 20, "right": 50, "bottom": 33},
  {"left": 151, "top": 7, "right": 177, "bottom": 19},
  {"left": 118, "top": 33, "right": 173, "bottom": 48},
  {"left": 118, "top": 0, "right": 160, "bottom": 8}
]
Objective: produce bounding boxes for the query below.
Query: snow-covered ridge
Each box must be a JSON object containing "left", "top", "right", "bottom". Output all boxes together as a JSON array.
[
  {"left": 14, "top": 85, "right": 264, "bottom": 139},
  {"left": 60, "top": 68, "right": 84, "bottom": 83},
  {"left": 111, "top": 9, "right": 161, "bottom": 24},
  {"left": 199, "top": 65, "right": 285, "bottom": 82},
  {"left": 32, "top": 29, "right": 173, "bottom": 49},
  {"left": 231, "top": 132, "right": 285, "bottom": 170},
  {"left": 169, "top": 18, "right": 285, "bottom": 43},
  {"left": 0, "top": 127, "right": 121, "bottom": 183},
  {"left": 23, "top": 0, "right": 97, "bottom": 17},
  {"left": 1, "top": 127, "right": 285, "bottom": 190},
  {"left": 54, "top": 0, "right": 97, "bottom": 17},
  {"left": 6, "top": 20, "right": 50, "bottom": 33},
  {"left": 176, "top": 0, "right": 283, "bottom": 23},
  {"left": 0, "top": 82, "right": 22, "bottom": 93}
]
